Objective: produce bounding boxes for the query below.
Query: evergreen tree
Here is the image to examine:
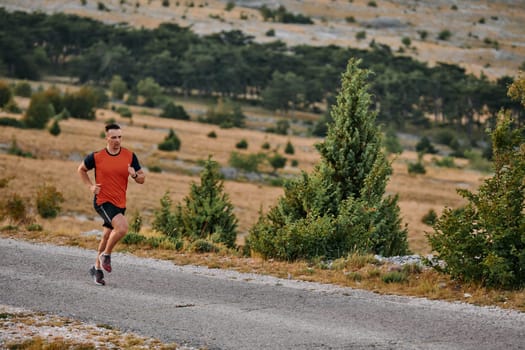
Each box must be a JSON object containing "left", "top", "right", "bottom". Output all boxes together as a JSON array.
[
  {"left": 158, "top": 128, "right": 181, "bottom": 151},
  {"left": 247, "top": 59, "right": 409, "bottom": 260},
  {"left": 109, "top": 75, "right": 127, "bottom": 100},
  {"left": 24, "top": 91, "right": 54, "bottom": 129},
  {"left": 0, "top": 80, "right": 12, "bottom": 107},
  {"left": 175, "top": 157, "right": 238, "bottom": 248},
  {"left": 428, "top": 75, "right": 525, "bottom": 289},
  {"left": 49, "top": 118, "right": 61, "bottom": 136},
  {"left": 161, "top": 101, "right": 190, "bottom": 120}
]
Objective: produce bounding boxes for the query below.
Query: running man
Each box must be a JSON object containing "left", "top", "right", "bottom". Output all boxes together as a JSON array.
[{"left": 78, "top": 123, "right": 145, "bottom": 285}]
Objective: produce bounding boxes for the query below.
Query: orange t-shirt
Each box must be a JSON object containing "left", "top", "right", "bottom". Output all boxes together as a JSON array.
[{"left": 83, "top": 147, "right": 140, "bottom": 208}]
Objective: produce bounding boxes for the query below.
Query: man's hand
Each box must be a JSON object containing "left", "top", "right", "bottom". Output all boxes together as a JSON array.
[
  {"left": 91, "top": 184, "right": 101, "bottom": 195},
  {"left": 128, "top": 164, "right": 137, "bottom": 178}
]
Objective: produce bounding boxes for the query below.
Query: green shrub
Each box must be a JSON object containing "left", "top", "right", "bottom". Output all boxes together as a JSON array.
[
  {"left": 26, "top": 223, "right": 43, "bottom": 231},
  {"left": 433, "top": 156, "right": 456, "bottom": 168},
  {"left": 418, "top": 30, "right": 428, "bottom": 40},
  {"left": 437, "top": 29, "right": 452, "bottom": 41},
  {"left": 149, "top": 165, "right": 162, "bottom": 173},
  {"left": 229, "top": 152, "right": 265, "bottom": 172},
  {"left": 62, "top": 86, "right": 97, "bottom": 120},
  {"left": 0, "top": 80, "right": 12, "bottom": 107},
  {"left": 14, "top": 81, "right": 32, "bottom": 97},
  {"left": 346, "top": 272, "right": 363, "bottom": 282},
  {"left": 4, "top": 99, "right": 21, "bottom": 113},
  {"left": 48, "top": 119, "right": 61, "bottom": 136},
  {"left": 152, "top": 192, "right": 180, "bottom": 238},
  {"left": 422, "top": 209, "right": 437, "bottom": 226},
  {"left": 116, "top": 106, "right": 132, "bottom": 118},
  {"left": 36, "top": 184, "right": 64, "bottom": 218},
  {"left": 225, "top": 1, "right": 234, "bottom": 11},
  {"left": 0, "top": 193, "right": 28, "bottom": 224},
  {"left": 384, "top": 129, "right": 403, "bottom": 154},
  {"left": 122, "top": 232, "right": 146, "bottom": 245},
  {"left": 161, "top": 102, "right": 190, "bottom": 120},
  {"left": 207, "top": 131, "right": 217, "bottom": 138},
  {"left": 24, "top": 91, "right": 54, "bottom": 129},
  {"left": 382, "top": 271, "right": 408, "bottom": 283},
  {"left": 402, "top": 263, "right": 422, "bottom": 275},
  {"left": 434, "top": 129, "right": 456, "bottom": 146},
  {"left": 427, "top": 111, "right": 525, "bottom": 289},
  {"left": 261, "top": 142, "right": 271, "bottom": 150},
  {"left": 129, "top": 211, "right": 143, "bottom": 234},
  {"left": 267, "top": 152, "right": 286, "bottom": 172},
  {"left": 356, "top": 31, "right": 366, "bottom": 40},
  {"left": 0, "top": 117, "right": 25, "bottom": 128},
  {"left": 158, "top": 128, "right": 181, "bottom": 151},
  {"left": 407, "top": 161, "right": 426, "bottom": 174},
  {"left": 8, "top": 138, "right": 34, "bottom": 158},
  {"left": 464, "top": 149, "right": 493, "bottom": 173},
  {"left": 235, "top": 139, "right": 248, "bottom": 149},
  {"left": 284, "top": 141, "right": 294, "bottom": 155},
  {"left": 416, "top": 136, "right": 438, "bottom": 154},
  {"left": 190, "top": 239, "right": 219, "bottom": 253},
  {"left": 201, "top": 97, "right": 245, "bottom": 128}
]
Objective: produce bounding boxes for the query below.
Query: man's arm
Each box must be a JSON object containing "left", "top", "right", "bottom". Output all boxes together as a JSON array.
[{"left": 78, "top": 162, "right": 100, "bottom": 194}]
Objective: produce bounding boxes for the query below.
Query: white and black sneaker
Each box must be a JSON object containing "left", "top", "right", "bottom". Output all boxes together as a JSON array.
[{"left": 89, "top": 266, "right": 105, "bottom": 286}]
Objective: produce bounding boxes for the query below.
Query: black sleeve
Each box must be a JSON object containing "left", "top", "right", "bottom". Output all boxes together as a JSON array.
[
  {"left": 84, "top": 152, "right": 95, "bottom": 170},
  {"left": 131, "top": 153, "right": 141, "bottom": 171}
]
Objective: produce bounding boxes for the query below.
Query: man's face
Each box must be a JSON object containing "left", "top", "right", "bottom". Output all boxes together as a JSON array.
[{"left": 106, "top": 128, "right": 122, "bottom": 150}]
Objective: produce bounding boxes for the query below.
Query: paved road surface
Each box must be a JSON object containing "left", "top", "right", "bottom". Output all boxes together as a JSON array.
[{"left": 1, "top": 238, "right": 524, "bottom": 350}]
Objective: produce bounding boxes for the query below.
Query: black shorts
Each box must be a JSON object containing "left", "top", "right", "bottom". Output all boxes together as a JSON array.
[{"left": 95, "top": 202, "right": 126, "bottom": 229}]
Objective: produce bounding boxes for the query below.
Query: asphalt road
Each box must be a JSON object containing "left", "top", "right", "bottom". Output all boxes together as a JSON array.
[{"left": 1, "top": 238, "right": 524, "bottom": 350}]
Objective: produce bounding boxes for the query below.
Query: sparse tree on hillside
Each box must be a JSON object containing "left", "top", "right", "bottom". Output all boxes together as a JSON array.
[
  {"left": 262, "top": 71, "right": 305, "bottom": 114},
  {"left": 24, "top": 91, "right": 54, "bottom": 129},
  {"left": 0, "top": 80, "right": 12, "bottom": 107},
  {"left": 110, "top": 75, "right": 127, "bottom": 100}
]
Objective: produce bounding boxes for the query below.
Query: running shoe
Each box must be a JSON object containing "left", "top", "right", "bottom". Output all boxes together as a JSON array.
[
  {"left": 99, "top": 254, "right": 112, "bottom": 273},
  {"left": 89, "top": 266, "right": 105, "bottom": 286}
]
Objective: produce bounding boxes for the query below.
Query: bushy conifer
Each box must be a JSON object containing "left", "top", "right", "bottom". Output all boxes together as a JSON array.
[{"left": 247, "top": 58, "right": 409, "bottom": 260}]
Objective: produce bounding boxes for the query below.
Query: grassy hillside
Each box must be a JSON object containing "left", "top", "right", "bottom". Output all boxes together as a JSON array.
[
  {"left": 1, "top": 0, "right": 524, "bottom": 79},
  {"left": 0, "top": 92, "right": 484, "bottom": 254}
]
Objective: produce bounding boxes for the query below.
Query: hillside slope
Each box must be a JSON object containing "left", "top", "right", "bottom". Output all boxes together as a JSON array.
[{"left": 1, "top": 0, "right": 524, "bottom": 79}]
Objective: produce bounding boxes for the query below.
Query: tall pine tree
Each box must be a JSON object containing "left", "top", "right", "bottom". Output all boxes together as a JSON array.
[{"left": 247, "top": 58, "right": 409, "bottom": 260}]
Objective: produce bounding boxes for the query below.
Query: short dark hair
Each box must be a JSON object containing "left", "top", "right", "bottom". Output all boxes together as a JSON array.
[{"left": 105, "top": 123, "right": 121, "bottom": 132}]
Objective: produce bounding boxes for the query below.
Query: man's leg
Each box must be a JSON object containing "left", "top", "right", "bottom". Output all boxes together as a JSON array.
[
  {"left": 103, "top": 213, "right": 128, "bottom": 255},
  {"left": 95, "top": 227, "right": 112, "bottom": 269},
  {"left": 98, "top": 213, "right": 128, "bottom": 272}
]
